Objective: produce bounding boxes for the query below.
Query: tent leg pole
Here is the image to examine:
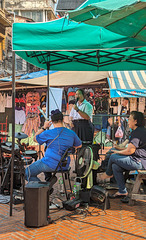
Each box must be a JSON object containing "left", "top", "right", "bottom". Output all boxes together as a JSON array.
[
  {"left": 47, "top": 63, "right": 50, "bottom": 119},
  {"left": 10, "top": 51, "right": 16, "bottom": 216}
]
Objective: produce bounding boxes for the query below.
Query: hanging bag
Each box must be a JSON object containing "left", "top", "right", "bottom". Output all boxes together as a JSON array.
[{"left": 115, "top": 126, "right": 123, "bottom": 138}]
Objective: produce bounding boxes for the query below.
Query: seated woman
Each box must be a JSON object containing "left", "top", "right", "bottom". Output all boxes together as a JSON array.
[
  {"left": 101, "top": 111, "right": 146, "bottom": 198},
  {"left": 25, "top": 109, "right": 82, "bottom": 182}
]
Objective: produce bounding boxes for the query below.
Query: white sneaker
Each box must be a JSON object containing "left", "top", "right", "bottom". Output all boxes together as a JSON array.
[{"left": 49, "top": 203, "right": 58, "bottom": 209}]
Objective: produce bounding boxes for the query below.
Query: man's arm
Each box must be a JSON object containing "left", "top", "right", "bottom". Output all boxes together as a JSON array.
[
  {"left": 111, "top": 143, "right": 136, "bottom": 155},
  {"left": 33, "top": 120, "right": 52, "bottom": 142},
  {"left": 74, "top": 144, "right": 82, "bottom": 149},
  {"left": 33, "top": 128, "right": 45, "bottom": 142},
  {"left": 73, "top": 104, "right": 90, "bottom": 120}
]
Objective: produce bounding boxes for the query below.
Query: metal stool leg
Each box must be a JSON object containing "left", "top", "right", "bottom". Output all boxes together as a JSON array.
[
  {"left": 67, "top": 172, "right": 72, "bottom": 193},
  {"left": 62, "top": 172, "right": 68, "bottom": 200}
]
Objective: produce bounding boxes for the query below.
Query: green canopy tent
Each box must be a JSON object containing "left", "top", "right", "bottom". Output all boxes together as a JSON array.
[
  {"left": 10, "top": 17, "right": 145, "bottom": 216},
  {"left": 68, "top": 0, "right": 146, "bottom": 42},
  {"left": 13, "top": 18, "right": 146, "bottom": 71}
]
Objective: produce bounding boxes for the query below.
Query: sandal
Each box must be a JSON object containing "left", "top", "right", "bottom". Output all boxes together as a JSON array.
[{"left": 109, "top": 192, "right": 128, "bottom": 199}]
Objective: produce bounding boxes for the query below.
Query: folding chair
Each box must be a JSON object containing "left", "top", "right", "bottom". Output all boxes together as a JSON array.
[{"left": 48, "top": 147, "right": 74, "bottom": 200}]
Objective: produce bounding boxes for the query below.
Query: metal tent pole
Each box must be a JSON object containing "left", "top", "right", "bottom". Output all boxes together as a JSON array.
[
  {"left": 10, "top": 51, "right": 16, "bottom": 216},
  {"left": 47, "top": 63, "right": 50, "bottom": 119}
]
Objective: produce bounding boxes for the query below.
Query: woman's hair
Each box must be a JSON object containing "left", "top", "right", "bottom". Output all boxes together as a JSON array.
[
  {"left": 76, "top": 88, "right": 85, "bottom": 98},
  {"left": 51, "top": 109, "right": 63, "bottom": 123},
  {"left": 130, "top": 111, "right": 145, "bottom": 127}
]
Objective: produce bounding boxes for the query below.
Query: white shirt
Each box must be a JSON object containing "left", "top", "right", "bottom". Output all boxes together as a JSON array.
[
  {"left": 117, "top": 105, "right": 127, "bottom": 116},
  {"left": 15, "top": 110, "right": 26, "bottom": 124},
  {"left": 69, "top": 99, "right": 93, "bottom": 120},
  {"left": 0, "top": 93, "right": 6, "bottom": 113},
  {"left": 6, "top": 94, "right": 12, "bottom": 108}
]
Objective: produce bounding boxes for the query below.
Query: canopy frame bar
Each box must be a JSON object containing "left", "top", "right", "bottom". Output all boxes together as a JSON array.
[{"left": 25, "top": 48, "right": 146, "bottom": 68}]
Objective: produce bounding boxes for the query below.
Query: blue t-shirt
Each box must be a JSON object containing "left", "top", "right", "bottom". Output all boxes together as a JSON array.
[
  {"left": 129, "top": 127, "right": 146, "bottom": 168},
  {"left": 36, "top": 127, "right": 82, "bottom": 169}
]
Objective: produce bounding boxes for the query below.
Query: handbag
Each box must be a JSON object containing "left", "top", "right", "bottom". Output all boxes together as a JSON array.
[{"left": 115, "top": 126, "right": 123, "bottom": 138}]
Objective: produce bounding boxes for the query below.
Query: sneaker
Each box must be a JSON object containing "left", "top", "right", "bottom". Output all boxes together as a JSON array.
[{"left": 49, "top": 203, "right": 58, "bottom": 209}]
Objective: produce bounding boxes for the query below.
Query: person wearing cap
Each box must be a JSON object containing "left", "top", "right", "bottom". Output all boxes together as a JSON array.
[
  {"left": 25, "top": 109, "right": 82, "bottom": 182},
  {"left": 69, "top": 88, "right": 94, "bottom": 144}
]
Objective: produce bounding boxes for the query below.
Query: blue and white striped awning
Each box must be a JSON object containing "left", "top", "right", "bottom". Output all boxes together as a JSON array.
[{"left": 108, "top": 71, "right": 146, "bottom": 98}]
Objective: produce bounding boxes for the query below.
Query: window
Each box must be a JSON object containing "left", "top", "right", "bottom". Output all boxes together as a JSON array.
[
  {"left": 14, "top": 10, "right": 19, "bottom": 15},
  {"left": 21, "top": 10, "right": 43, "bottom": 22},
  {"left": 0, "top": 0, "right": 4, "bottom": 9},
  {"left": 16, "top": 58, "right": 23, "bottom": 71}
]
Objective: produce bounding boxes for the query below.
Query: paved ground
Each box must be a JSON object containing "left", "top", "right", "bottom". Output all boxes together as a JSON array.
[
  {"left": 0, "top": 147, "right": 146, "bottom": 240},
  {"left": 0, "top": 195, "right": 146, "bottom": 240}
]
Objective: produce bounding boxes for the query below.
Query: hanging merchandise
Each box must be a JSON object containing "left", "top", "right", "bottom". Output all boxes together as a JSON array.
[
  {"left": 67, "top": 87, "right": 78, "bottom": 110},
  {"left": 130, "top": 98, "right": 137, "bottom": 112},
  {"left": 62, "top": 89, "right": 67, "bottom": 113},
  {"left": 22, "top": 91, "right": 40, "bottom": 137},
  {"left": 94, "top": 87, "right": 109, "bottom": 114},
  {"left": 68, "top": 91, "right": 75, "bottom": 104},
  {"left": 15, "top": 93, "right": 26, "bottom": 125},
  {"left": 111, "top": 99, "right": 118, "bottom": 106},
  {"left": 39, "top": 101, "right": 46, "bottom": 128},
  {"left": 40, "top": 92, "right": 46, "bottom": 107},
  {"left": 15, "top": 109, "right": 26, "bottom": 125},
  {"left": 0, "top": 93, "right": 6, "bottom": 113},
  {"left": 6, "top": 93, "right": 12, "bottom": 108},
  {"left": 138, "top": 97, "right": 145, "bottom": 113},
  {"left": 85, "top": 88, "right": 95, "bottom": 108},
  {"left": 110, "top": 99, "right": 118, "bottom": 114}
]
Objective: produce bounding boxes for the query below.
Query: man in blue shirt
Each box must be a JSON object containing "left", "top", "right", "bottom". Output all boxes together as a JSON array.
[{"left": 25, "top": 109, "right": 82, "bottom": 182}]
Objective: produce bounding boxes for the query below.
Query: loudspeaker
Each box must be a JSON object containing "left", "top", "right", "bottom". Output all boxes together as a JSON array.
[
  {"left": 24, "top": 178, "right": 57, "bottom": 227},
  {"left": 90, "top": 185, "right": 110, "bottom": 210},
  {"left": 79, "top": 185, "right": 110, "bottom": 210}
]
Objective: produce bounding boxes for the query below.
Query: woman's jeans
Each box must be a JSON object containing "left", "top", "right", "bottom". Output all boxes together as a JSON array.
[
  {"left": 106, "top": 154, "right": 142, "bottom": 194},
  {"left": 25, "top": 159, "right": 54, "bottom": 182}
]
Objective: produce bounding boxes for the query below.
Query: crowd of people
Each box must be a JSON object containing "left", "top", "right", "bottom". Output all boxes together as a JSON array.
[{"left": 25, "top": 89, "right": 146, "bottom": 203}]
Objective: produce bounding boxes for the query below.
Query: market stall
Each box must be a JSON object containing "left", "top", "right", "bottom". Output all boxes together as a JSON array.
[{"left": 10, "top": 14, "right": 146, "bottom": 215}]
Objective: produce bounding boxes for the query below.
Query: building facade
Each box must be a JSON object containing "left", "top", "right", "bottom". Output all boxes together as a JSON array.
[
  {"left": 5, "top": 0, "right": 56, "bottom": 22},
  {"left": 1, "top": 0, "right": 57, "bottom": 77},
  {"left": 0, "top": 0, "right": 11, "bottom": 77}
]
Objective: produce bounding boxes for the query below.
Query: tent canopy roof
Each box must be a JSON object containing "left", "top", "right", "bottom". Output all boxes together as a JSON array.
[
  {"left": 68, "top": 0, "right": 146, "bottom": 42},
  {"left": 108, "top": 70, "right": 146, "bottom": 98},
  {"left": 12, "top": 17, "right": 146, "bottom": 71},
  {"left": 16, "top": 71, "right": 109, "bottom": 86}
]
